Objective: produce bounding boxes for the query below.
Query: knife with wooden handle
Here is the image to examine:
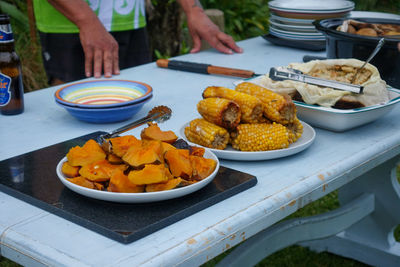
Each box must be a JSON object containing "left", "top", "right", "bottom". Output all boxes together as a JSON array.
[{"left": 156, "top": 59, "right": 259, "bottom": 78}]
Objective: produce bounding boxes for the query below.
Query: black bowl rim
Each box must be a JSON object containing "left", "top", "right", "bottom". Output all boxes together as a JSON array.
[{"left": 314, "top": 17, "right": 400, "bottom": 46}]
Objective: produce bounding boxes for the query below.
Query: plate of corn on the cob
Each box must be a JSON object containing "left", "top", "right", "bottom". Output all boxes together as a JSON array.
[{"left": 180, "top": 82, "right": 316, "bottom": 161}]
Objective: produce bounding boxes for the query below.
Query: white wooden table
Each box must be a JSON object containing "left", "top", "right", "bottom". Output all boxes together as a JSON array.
[{"left": 1, "top": 37, "right": 399, "bottom": 266}]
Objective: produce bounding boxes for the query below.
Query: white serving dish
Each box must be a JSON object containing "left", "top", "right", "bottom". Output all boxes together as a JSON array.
[
  {"left": 56, "top": 148, "right": 219, "bottom": 203},
  {"left": 294, "top": 88, "right": 400, "bottom": 132},
  {"left": 180, "top": 121, "right": 315, "bottom": 161}
]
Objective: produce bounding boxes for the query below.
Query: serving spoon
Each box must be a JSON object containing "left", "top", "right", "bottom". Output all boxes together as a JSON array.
[
  {"left": 97, "top": 105, "right": 172, "bottom": 153},
  {"left": 351, "top": 38, "right": 385, "bottom": 84}
]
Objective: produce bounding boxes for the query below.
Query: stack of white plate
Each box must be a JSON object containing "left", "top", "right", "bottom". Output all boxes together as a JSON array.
[{"left": 268, "top": 0, "right": 354, "bottom": 42}]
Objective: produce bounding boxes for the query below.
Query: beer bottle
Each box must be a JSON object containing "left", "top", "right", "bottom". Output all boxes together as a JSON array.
[{"left": 0, "top": 14, "right": 24, "bottom": 115}]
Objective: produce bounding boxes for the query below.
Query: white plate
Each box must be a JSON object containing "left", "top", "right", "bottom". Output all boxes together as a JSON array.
[
  {"left": 295, "top": 88, "right": 400, "bottom": 132},
  {"left": 269, "top": 0, "right": 354, "bottom": 13},
  {"left": 179, "top": 121, "right": 315, "bottom": 161},
  {"left": 270, "top": 25, "right": 324, "bottom": 37},
  {"left": 269, "top": 19, "right": 318, "bottom": 33},
  {"left": 270, "top": 14, "right": 315, "bottom": 25},
  {"left": 350, "top": 11, "right": 400, "bottom": 20},
  {"left": 56, "top": 149, "right": 220, "bottom": 203},
  {"left": 270, "top": 28, "right": 326, "bottom": 41}
]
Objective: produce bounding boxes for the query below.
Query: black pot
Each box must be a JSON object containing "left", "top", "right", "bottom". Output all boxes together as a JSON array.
[{"left": 314, "top": 17, "right": 400, "bottom": 88}]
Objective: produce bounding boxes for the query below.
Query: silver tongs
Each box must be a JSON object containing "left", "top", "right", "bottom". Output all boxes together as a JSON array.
[
  {"left": 97, "top": 105, "right": 172, "bottom": 153},
  {"left": 269, "top": 67, "right": 364, "bottom": 94}
]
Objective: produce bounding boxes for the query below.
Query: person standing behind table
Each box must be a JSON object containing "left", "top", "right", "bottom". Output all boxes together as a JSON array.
[{"left": 32, "top": 0, "right": 243, "bottom": 85}]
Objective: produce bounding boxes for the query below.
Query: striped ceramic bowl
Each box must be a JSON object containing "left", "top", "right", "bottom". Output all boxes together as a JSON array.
[{"left": 54, "top": 80, "right": 153, "bottom": 109}]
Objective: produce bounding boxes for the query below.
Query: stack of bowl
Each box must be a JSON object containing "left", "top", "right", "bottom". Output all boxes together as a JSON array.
[
  {"left": 54, "top": 80, "right": 153, "bottom": 123},
  {"left": 267, "top": 0, "right": 354, "bottom": 44}
]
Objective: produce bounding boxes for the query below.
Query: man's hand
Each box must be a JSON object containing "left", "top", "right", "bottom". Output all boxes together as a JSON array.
[
  {"left": 48, "top": 0, "right": 120, "bottom": 78},
  {"left": 78, "top": 20, "right": 119, "bottom": 78},
  {"left": 178, "top": 0, "right": 243, "bottom": 54}
]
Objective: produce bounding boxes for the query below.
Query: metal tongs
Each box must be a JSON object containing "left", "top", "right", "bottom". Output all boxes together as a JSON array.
[
  {"left": 269, "top": 67, "right": 364, "bottom": 94},
  {"left": 97, "top": 105, "right": 172, "bottom": 153}
]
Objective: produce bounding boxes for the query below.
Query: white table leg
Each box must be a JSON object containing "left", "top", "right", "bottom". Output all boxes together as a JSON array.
[
  {"left": 301, "top": 156, "right": 400, "bottom": 267},
  {"left": 215, "top": 193, "right": 375, "bottom": 267}
]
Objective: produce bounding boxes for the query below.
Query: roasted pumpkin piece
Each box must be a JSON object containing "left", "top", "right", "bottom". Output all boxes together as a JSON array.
[
  {"left": 164, "top": 149, "right": 193, "bottom": 179},
  {"left": 141, "top": 123, "right": 178, "bottom": 144},
  {"left": 94, "top": 182, "right": 105, "bottom": 191},
  {"left": 66, "top": 139, "right": 106, "bottom": 167},
  {"left": 190, "top": 155, "right": 217, "bottom": 180},
  {"left": 190, "top": 146, "right": 205, "bottom": 157},
  {"left": 109, "top": 135, "right": 141, "bottom": 157},
  {"left": 61, "top": 161, "right": 80, "bottom": 178},
  {"left": 108, "top": 169, "right": 145, "bottom": 193},
  {"left": 161, "top": 141, "right": 177, "bottom": 154},
  {"left": 145, "top": 177, "right": 188, "bottom": 192},
  {"left": 122, "top": 140, "right": 164, "bottom": 168},
  {"left": 128, "top": 164, "right": 170, "bottom": 185},
  {"left": 107, "top": 153, "right": 123, "bottom": 164},
  {"left": 79, "top": 159, "right": 128, "bottom": 182},
  {"left": 66, "top": 176, "right": 96, "bottom": 189}
]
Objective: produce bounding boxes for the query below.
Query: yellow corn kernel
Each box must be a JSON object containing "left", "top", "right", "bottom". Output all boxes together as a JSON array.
[
  {"left": 202, "top": 86, "right": 263, "bottom": 123},
  {"left": 286, "top": 117, "right": 303, "bottom": 144},
  {"left": 235, "top": 82, "right": 296, "bottom": 125},
  {"left": 184, "top": 118, "right": 229, "bottom": 150},
  {"left": 197, "top": 97, "right": 241, "bottom": 130},
  {"left": 230, "top": 122, "right": 289, "bottom": 151}
]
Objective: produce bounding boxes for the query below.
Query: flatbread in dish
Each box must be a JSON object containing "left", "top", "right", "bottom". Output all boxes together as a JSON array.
[{"left": 256, "top": 59, "right": 389, "bottom": 108}]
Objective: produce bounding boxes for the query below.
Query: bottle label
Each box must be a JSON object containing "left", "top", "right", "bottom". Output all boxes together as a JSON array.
[
  {"left": 0, "top": 24, "right": 13, "bottom": 42},
  {"left": 0, "top": 72, "right": 12, "bottom": 106}
]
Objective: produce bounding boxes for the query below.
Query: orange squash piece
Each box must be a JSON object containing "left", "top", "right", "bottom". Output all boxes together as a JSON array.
[
  {"left": 161, "top": 141, "right": 177, "bottom": 154},
  {"left": 164, "top": 149, "right": 193, "bottom": 179},
  {"left": 190, "top": 155, "right": 217, "bottom": 181},
  {"left": 145, "top": 177, "right": 186, "bottom": 192},
  {"left": 61, "top": 161, "right": 80, "bottom": 178},
  {"left": 94, "top": 182, "right": 105, "bottom": 191},
  {"left": 190, "top": 146, "right": 205, "bottom": 157},
  {"left": 128, "top": 164, "right": 170, "bottom": 185},
  {"left": 109, "top": 135, "right": 141, "bottom": 157},
  {"left": 79, "top": 159, "right": 128, "bottom": 182},
  {"left": 66, "top": 176, "right": 96, "bottom": 189},
  {"left": 66, "top": 139, "right": 106, "bottom": 166},
  {"left": 141, "top": 123, "right": 178, "bottom": 144},
  {"left": 107, "top": 153, "right": 123, "bottom": 164},
  {"left": 108, "top": 169, "right": 145, "bottom": 193},
  {"left": 122, "top": 140, "right": 164, "bottom": 168}
]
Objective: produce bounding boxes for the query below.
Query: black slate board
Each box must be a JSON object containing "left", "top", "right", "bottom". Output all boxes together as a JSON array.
[
  {"left": 263, "top": 34, "right": 326, "bottom": 51},
  {"left": 0, "top": 132, "right": 257, "bottom": 244}
]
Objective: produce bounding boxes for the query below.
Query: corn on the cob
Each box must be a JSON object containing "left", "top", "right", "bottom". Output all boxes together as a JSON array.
[
  {"left": 184, "top": 118, "right": 229, "bottom": 150},
  {"left": 286, "top": 117, "right": 303, "bottom": 144},
  {"left": 230, "top": 122, "right": 289, "bottom": 151},
  {"left": 202, "top": 86, "right": 263, "bottom": 123},
  {"left": 235, "top": 82, "right": 296, "bottom": 125},
  {"left": 197, "top": 98, "right": 241, "bottom": 130}
]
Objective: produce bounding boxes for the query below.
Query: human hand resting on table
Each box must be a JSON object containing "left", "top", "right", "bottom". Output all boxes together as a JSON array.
[
  {"left": 47, "top": 0, "right": 120, "bottom": 79},
  {"left": 178, "top": 0, "right": 243, "bottom": 54}
]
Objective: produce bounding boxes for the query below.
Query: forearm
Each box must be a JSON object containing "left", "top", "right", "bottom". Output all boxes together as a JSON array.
[
  {"left": 47, "top": 0, "right": 99, "bottom": 29},
  {"left": 177, "top": 0, "right": 204, "bottom": 16}
]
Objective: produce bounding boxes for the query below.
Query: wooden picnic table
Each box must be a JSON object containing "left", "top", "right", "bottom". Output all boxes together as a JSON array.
[{"left": 0, "top": 37, "right": 399, "bottom": 266}]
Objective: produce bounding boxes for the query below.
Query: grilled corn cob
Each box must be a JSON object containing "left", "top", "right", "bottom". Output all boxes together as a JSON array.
[
  {"left": 235, "top": 82, "right": 296, "bottom": 125},
  {"left": 197, "top": 98, "right": 241, "bottom": 130},
  {"left": 286, "top": 117, "right": 303, "bottom": 144},
  {"left": 203, "top": 86, "right": 263, "bottom": 123},
  {"left": 184, "top": 118, "right": 229, "bottom": 150},
  {"left": 230, "top": 122, "right": 289, "bottom": 151}
]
